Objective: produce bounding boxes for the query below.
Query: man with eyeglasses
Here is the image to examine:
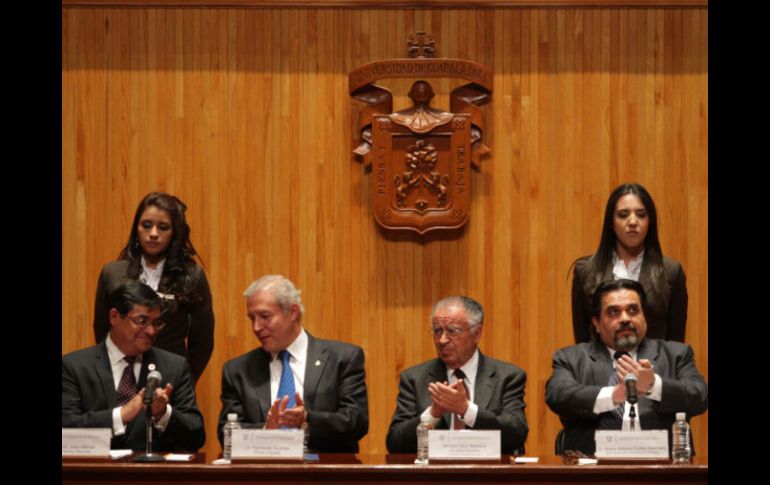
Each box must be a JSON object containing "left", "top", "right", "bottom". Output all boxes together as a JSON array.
[
  {"left": 386, "top": 296, "right": 529, "bottom": 454},
  {"left": 62, "top": 281, "right": 205, "bottom": 452}
]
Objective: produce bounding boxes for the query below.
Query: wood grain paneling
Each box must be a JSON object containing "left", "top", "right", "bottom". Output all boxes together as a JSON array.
[
  {"left": 62, "top": 1, "right": 709, "bottom": 8},
  {"left": 62, "top": 6, "right": 708, "bottom": 461}
]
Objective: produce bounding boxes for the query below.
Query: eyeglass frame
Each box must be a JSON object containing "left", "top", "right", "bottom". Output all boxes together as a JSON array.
[
  {"left": 122, "top": 313, "right": 166, "bottom": 330},
  {"left": 429, "top": 324, "right": 479, "bottom": 339}
]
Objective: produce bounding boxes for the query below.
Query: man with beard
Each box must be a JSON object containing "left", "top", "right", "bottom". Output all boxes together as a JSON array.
[{"left": 545, "top": 279, "right": 707, "bottom": 456}]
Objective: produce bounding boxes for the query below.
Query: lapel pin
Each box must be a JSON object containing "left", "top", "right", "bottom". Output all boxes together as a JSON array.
[
  {"left": 148, "top": 363, "right": 156, "bottom": 371},
  {"left": 315, "top": 360, "right": 321, "bottom": 366}
]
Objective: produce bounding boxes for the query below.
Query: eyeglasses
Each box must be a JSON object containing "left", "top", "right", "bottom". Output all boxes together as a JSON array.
[
  {"left": 561, "top": 449, "right": 589, "bottom": 465},
  {"left": 123, "top": 314, "right": 166, "bottom": 330},
  {"left": 430, "top": 326, "right": 470, "bottom": 339}
]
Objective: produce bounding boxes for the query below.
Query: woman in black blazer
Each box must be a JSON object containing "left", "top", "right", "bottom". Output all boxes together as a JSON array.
[
  {"left": 571, "top": 183, "right": 688, "bottom": 343},
  {"left": 93, "top": 192, "right": 215, "bottom": 382}
]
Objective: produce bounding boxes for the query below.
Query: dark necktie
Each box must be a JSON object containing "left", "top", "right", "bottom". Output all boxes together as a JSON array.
[
  {"left": 276, "top": 350, "right": 297, "bottom": 409},
  {"left": 453, "top": 369, "right": 470, "bottom": 430},
  {"left": 116, "top": 355, "right": 138, "bottom": 406},
  {"left": 598, "top": 352, "right": 628, "bottom": 429}
]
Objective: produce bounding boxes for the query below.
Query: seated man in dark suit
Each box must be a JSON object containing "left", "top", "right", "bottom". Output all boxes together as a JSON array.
[
  {"left": 62, "top": 281, "right": 205, "bottom": 452},
  {"left": 386, "top": 296, "right": 529, "bottom": 454},
  {"left": 218, "top": 275, "right": 368, "bottom": 452},
  {"left": 546, "top": 279, "right": 708, "bottom": 456}
]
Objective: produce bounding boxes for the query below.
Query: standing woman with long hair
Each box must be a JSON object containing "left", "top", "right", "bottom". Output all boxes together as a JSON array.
[
  {"left": 93, "top": 192, "right": 215, "bottom": 382},
  {"left": 571, "top": 183, "right": 688, "bottom": 343}
]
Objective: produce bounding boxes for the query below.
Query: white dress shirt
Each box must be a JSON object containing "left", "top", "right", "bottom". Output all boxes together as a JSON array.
[
  {"left": 269, "top": 329, "right": 308, "bottom": 403},
  {"left": 139, "top": 256, "right": 165, "bottom": 291},
  {"left": 612, "top": 250, "right": 644, "bottom": 281}
]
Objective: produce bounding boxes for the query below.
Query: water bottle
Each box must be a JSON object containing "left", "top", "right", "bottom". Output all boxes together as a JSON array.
[
  {"left": 223, "top": 413, "right": 241, "bottom": 462},
  {"left": 671, "top": 412, "right": 691, "bottom": 464},
  {"left": 301, "top": 421, "right": 310, "bottom": 453},
  {"left": 415, "top": 414, "right": 432, "bottom": 465}
]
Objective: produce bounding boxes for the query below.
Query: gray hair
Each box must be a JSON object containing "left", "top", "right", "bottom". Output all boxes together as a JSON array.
[
  {"left": 431, "top": 296, "right": 484, "bottom": 329},
  {"left": 243, "top": 274, "right": 305, "bottom": 316}
]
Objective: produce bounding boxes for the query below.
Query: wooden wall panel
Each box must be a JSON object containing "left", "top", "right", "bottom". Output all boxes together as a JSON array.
[{"left": 61, "top": 6, "right": 708, "bottom": 461}]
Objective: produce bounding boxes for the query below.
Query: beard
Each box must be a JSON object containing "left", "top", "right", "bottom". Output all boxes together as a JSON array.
[{"left": 614, "top": 322, "right": 639, "bottom": 351}]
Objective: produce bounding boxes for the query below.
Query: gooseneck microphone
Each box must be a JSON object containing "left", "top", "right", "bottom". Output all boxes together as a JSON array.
[
  {"left": 143, "top": 370, "right": 162, "bottom": 406},
  {"left": 134, "top": 367, "right": 165, "bottom": 463},
  {"left": 624, "top": 373, "right": 639, "bottom": 430},
  {"left": 624, "top": 373, "right": 638, "bottom": 405}
]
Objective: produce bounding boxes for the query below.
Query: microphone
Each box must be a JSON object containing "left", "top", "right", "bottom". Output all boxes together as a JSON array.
[
  {"left": 143, "top": 370, "right": 162, "bottom": 406},
  {"left": 624, "top": 373, "right": 638, "bottom": 405}
]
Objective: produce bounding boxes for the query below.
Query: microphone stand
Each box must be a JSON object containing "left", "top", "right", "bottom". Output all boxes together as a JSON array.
[
  {"left": 628, "top": 403, "right": 637, "bottom": 431},
  {"left": 133, "top": 402, "right": 165, "bottom": 462}
]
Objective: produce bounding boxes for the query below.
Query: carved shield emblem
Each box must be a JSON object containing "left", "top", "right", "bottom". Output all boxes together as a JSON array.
[{"left": 349, "top": 32, "right": 492, "bottom": 235}]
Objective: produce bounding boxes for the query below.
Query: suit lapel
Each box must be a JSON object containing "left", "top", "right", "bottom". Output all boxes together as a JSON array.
[
  {"left": 137, "top": 348, "right": 155, "bottom": 389},
  {"left": 474, "top": 353, "right": 496, "bottom": 411},
  {"left": 636, "top": 338, "right": 658, "bottom": 364},
  {"left": 425, "top": 359, "right": 451, "bottom": 429},
  {"left": 638, "top": 258, "right": 655, "bottom": 299},
  {"left": 588, "top": 340, "right": 614, "bottom": 386},
  {"left": 426, "top": 359, "right": 446, "bottom": 383},
  {"left": 253, "top": 350, "right": 272, "bottom": 419},
  {"left": 303, "top": 334, "right": 328, "bottom": 408},
  {"left": 94, "top": 341, "right": 118, "bottom": 407}
]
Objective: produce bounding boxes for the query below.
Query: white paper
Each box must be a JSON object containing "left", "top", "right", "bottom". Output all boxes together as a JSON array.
[
  {"left": 164, "top": 453, "right": 194, "bottom": 461},
  {"left": 110, "top": 450, "right": 133, "bottom": 459},
  {"left": 578, "top": 458, "right": 599, "bottom": 465},
  {"left": 428, "top": 430, "right": 501, "bottom": 459},
  {"left": 62, "top": 428, "right": 111, "bottom": 457},
  {"left": 211, "top": 458, "right": 231, "bottom": 465},
  {"left": 513, "top": 456, "right": 539, "bottom": 463},
  {"left": 231, "top": 429, "right": 304, "bottom": 459},
  {"left": 594, "top": 430, "right": 669, "bottom": 458}
]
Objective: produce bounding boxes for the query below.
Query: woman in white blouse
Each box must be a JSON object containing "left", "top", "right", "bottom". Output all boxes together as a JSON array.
[
  {"left": 570, "top": 183, "right": 688, "bottom": 343},
  {"left": 93, "top": 192, "right": 215, "bottom": 382}
]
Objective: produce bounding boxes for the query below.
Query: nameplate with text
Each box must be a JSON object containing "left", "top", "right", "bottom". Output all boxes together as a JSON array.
[
  {"left": 594, "top": 430, "right": 669, "bottom": 458},
  {"left": 428, "top": 430, "right": 501, "bottom": 460},
  {"left": 62, "top": 428, "right": 111, "bottom": 457},
  {"left": 231, "top": 429, "right": 304, "bottom": 459}
]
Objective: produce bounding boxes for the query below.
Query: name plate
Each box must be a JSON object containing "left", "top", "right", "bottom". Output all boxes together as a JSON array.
[
  {"left": 62, "top": 428, "right": 111, "bottom": 457},
  {"left": 231, "top": 429, "right": 304, "bottom": 459},
  {"left": 594, "top": 430, "right": 669, "bottom": 459},
  {"left": 428, "top": 430, "right": 501, "bottom": 460}
]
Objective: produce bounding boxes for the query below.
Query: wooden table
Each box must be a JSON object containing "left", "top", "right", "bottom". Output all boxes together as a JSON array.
[{"left": 62, "top": 453, "right": 708, "bottom": 484}]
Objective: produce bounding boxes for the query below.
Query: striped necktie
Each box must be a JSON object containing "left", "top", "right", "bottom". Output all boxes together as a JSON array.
[{"left": 598, "top": 351, "right": 628, "bottom": 429}]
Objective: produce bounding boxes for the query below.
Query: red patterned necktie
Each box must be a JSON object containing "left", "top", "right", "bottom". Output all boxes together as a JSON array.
[{"left": 116, "top": 355, "right": 138, "bottom": 406}]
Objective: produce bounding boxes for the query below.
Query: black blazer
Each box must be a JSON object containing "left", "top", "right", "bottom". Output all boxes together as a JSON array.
[
  {"left": 218, "top": 332, "right": 369, "bottom": 453},
  {"left": 93, "top": 259, "right": 215, "bottom": 381},
  {"left": 545, "top": 338, "right": 708, "bottom": 455},
  {"left": 571, "top": 255, "right": 688, "bottom": 343},
  {"left": 62, "top": 341, "right": 206, "bottom": 452},
  {"left": 386, "top": 352, "right": 529, "bottom": 455}
]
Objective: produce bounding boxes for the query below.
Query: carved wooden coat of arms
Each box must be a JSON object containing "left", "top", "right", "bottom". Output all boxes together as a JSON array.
[{"left": 349, "top": 32, "right": 492, "bottom": 234}]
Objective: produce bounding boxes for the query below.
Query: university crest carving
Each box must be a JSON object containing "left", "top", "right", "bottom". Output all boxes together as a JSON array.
[{"left": 349, "top": 32, "right": 493, "bottom": 234}]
